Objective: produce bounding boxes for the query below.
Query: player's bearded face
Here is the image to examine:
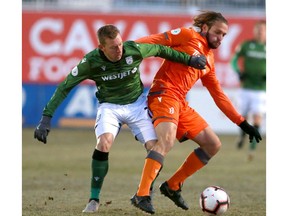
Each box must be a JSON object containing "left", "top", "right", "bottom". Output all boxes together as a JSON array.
[
  {"left": 206, "top": 22, "right": 228, "bottom": 49},
  {"left": 206, "top": 31, "right": 221, "bottom": 49},
  {"left": 102, "top": 34, "right": 123, "bottom": 62}
]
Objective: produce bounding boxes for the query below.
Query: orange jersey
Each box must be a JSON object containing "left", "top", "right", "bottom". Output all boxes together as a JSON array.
[{"left": 136, "top": 27, "right": 244, "bottom": 125}]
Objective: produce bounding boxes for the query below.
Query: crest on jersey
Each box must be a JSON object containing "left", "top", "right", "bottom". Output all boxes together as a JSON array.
[
  {"left": 125, "top": 56, "right": 133, "bottom": 65},
  {"left": 71, "top": 66, "right": 78, "bottom": 76},
  {"left": 171, "top": 28, "right": 181, "bottom": 35}
]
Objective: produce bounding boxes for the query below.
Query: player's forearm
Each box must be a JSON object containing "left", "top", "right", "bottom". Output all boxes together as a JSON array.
[
  {"left": 206, "top": 81, "right": 244, "bottom": 125},
  {"left": 42, "top": 85, "right": 69, "bottom": 117},
  {"left": 156, "top": 45, "right": 191, "bottom": 65}
]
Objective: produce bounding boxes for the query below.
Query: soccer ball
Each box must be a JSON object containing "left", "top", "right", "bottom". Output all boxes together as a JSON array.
[{"left": 199, "top": 186, "right": 230, "bottom": 215}]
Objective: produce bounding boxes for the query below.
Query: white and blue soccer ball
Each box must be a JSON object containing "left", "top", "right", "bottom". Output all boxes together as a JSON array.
[{"left": 199, "top": 186, "right": 230, "bottom": 215}]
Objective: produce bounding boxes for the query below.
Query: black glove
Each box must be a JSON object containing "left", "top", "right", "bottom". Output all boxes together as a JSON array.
[
  {"left": 189, "top": 55, "right": 206, "bottom": 70},
  {"left": 238, "top": 73, "right": 246, "bottom": 81},
  {"left": 34, "top": 115, "right": 51, "bottom": 144},
  {"left": 239, "top": 120, "right": 262, "bottom": 143}
]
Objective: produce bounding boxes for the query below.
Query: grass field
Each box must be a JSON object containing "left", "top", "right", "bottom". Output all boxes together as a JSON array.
[{"left": 23, "top": 128, "right": 266, "bottom": 216}]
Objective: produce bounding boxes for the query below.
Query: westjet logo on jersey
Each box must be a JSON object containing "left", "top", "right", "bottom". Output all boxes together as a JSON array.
[{"left": 101, "top": 67, "right": 137, "bottom": 81}]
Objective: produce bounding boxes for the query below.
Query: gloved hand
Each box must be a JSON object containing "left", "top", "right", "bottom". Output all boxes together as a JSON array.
[
  {"left": 189, "top": 54, "right": 206, "bottom": 70},
  {"left": 238, "top": 72, "right": 246, "bottom": 81},
  {"left": 239, "top": 120, "right": 262, "bottom": 143},
  {"left": 34, "top": 115, "right": 51, "bottom": 144}
]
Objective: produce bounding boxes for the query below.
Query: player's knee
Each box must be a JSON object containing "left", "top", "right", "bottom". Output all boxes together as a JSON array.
[
  {"left": 145, "top": 140, "right": 157, "bottom": 151},
  {"left": 148, "top": 139, "right": 173, "bottom": 156},
  {"left": 211, "top": 140, "right": 222, "bottom": 155},
  {"left": 96, "top": 134, "right": 114, "bottom": 152},
  {"left": 215, "top": 140, "right": 222, "bottom": 151},
  {"left": 158, "top": 138, "right": 174, "bottom": 155},
  {"left": 203, "top": 139, "right": 221, "bottom": 157}
]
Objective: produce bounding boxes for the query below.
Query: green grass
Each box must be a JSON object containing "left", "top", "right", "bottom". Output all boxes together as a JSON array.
[{"left": 23, "top": 128, "right": 266, "bottom": 216}]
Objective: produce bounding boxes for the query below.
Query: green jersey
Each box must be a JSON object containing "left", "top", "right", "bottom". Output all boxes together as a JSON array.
[
  {"left": 43, "top": 41, "right": 191, "bottom": 117},
  {"left": 231, "top": 40, "right": 266, "bottom": 90}
]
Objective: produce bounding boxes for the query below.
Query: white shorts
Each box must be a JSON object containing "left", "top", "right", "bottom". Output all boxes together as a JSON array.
[
  {"left": 94, "top": 93, "right": 157, "bottom": 144},
  {"left": 238, "top": 89, "right": 266, "bottom": 116}
]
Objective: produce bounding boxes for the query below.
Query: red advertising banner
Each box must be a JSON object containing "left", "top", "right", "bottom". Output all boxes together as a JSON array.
[{"left": 22, "top": 11, "right": 265, "bottom": 87}]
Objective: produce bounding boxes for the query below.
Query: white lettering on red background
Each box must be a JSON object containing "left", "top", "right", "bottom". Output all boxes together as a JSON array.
[
  {"left": 23, "top": 12, "right": 263, "bottom": 87},
  {"left": 30, "top": 18, "right": 95, "bottom": 55}
]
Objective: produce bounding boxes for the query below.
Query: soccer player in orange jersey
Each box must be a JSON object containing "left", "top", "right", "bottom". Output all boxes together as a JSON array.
[{"left": 131, "top": 11, "right": 262, "bottom": 214}]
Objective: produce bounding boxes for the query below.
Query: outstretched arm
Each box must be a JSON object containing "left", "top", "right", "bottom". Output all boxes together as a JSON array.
[
  {"left": 34, "top": 59, "right": 91, "bottom": 144},
  {"left": 136, "top": 42, "right": 206, "bottom": 70},
  {"left": 202, "top": 71, "right": 261, "bottom": 143}
]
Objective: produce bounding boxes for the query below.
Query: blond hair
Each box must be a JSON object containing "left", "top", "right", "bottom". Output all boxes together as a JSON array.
[{"left": 97, "top": 24, "right": 120, "bottom": 45}]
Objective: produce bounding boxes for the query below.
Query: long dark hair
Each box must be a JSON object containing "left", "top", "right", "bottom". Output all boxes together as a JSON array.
[{"left": 193, "top": 11, "right": 228, "bottom": 30}]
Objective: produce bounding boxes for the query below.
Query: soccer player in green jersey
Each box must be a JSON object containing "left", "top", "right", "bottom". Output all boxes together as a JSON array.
[
  {"left": 34, "top": 24, "right": 206, "bottom": 213},
  {"left": 231, "top": 20, "right": 266, "bottom": 160}
]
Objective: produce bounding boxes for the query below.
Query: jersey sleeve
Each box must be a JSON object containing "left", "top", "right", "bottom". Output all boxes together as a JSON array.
[
  {"left": 135, "top": 32, "right": 170, "bottom": 45},
  {"left": 135, "top": 42, "right": 191, "bottom": 66},
  {"left": 201, "top": 68, "right": 244, "bottom": 125},
  {"left": 42, "top": 59, "right": 91, "bottom": 117},
  {"left": 135, "top": 27, "right": 192, "bottom": 47}
]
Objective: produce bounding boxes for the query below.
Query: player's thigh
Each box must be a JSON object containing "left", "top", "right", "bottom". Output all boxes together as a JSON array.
[
  {"left": 127, "top": 99, "right": 157, "bottom": 144},
  {"left": 128, "top": 121, "right": 157, "bottom": 145},
  {"left": 148, "top": 94, "right": 180, "bottom": 126},
  {"left": 176, "top": 105, "right": 208, "bottom": 141},
  {"left": 95, "top": 104, "right": 122, "bottom": 141}
]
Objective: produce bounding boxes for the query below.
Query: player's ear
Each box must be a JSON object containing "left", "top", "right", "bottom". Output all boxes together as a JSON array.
[
  {"left": 98, "top": 44, "right": 104, "bottom": 51},
  {"left": 201, "top": 24, "right": 209, "bottom": 34}
]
